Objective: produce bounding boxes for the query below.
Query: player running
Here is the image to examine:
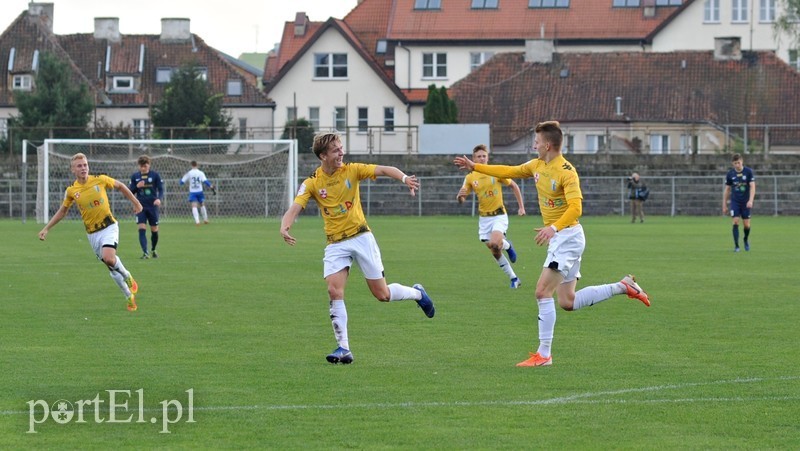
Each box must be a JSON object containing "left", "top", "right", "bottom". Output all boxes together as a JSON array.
[
  {"left": 38, "top": 153, "right": 142, "bottom": 311},
  {"left": 457, "top": 144, "right": 525, "bottom": 289},
  {"left": 455, "top": 121, "right": 650, "bottom": 367}
]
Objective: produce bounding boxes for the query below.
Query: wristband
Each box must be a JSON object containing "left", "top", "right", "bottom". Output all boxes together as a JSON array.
[
  {"left": 402, "top": 175, "right": 408, "bottom": 184},
  {"left": 550, "top": 225, "right": 558, "bottom": 233}
]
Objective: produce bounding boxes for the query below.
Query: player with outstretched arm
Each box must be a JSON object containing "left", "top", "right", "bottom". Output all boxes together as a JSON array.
[
  {"left": 280, "top": 132, "right": 435, "bottom": 365},
  {"left": 454, "top": 121, "right": 650, "bottom": 367}
]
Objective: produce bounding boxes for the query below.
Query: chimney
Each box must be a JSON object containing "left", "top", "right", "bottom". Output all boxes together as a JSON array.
[
  {"left": 714, "top": 37, "right": 742, "bottom": 61},
  {"left": 94, "top": 18, "right": 121, "bottom": 43},
  {"left": 160, "top": 18, "right": 191, "bottom": 43},
  {"left": 642, "top": 0, "right": 656, "bottom": 18},
  {"left": 28, "top": 2, "right": 54, "bottom": 32},
  {"left": 524, "top": 40, "right": 554, "bottom": 64},
  {"left": 294, "top": 12, "right": 309, "bottom": 37}
]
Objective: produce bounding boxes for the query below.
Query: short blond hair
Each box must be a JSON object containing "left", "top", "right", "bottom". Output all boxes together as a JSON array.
[
  {"left": 312, "top": 132, "right": 342, "bottom": 159},
  {"left": 534, "top": 121, "right": 563, "bottom": 150},
  {"left": 71, "top": 153, "right": 87, "bottom": 165}
]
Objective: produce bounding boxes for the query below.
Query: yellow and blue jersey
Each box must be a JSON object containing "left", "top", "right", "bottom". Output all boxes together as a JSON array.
[
  {"left": 294, "top": 163, "right": 376, "bottom": 244},
  {"left": 461, "top": 172, "right": 511, "bottom": 217},
  {"left": 62, "top": 175, "right": 117, "bottom": 233},
  {"left": 474, "top": 154, "right": 582, "bottom": 228}
]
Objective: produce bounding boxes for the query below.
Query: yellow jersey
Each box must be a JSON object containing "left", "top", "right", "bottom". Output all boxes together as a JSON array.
[
  {"left": 474, "top": 154, "right": 582, "bottom": 228},
  {"left": 62, "top": 175, "right": 118, "bottom": 233},
  {"left": 294, "top": 163, "right": 376, "bottom": 243},
  {"left": 461, "top": 172, "right": 511, "bottom": 216}
]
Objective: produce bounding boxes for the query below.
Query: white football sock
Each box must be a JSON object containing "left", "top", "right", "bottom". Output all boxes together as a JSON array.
[
  {"left": 192, "top": 207, "right": 200, "bottom": 224},
  {"left": 573, "top": 283, "right": 619, "bottom": 310},
  {"left": 201, "top": 206, "right": 209, "bottom": 222},
  {"left": 495, "top": 255, "right": 517, "bottom": 279},
  {"left": 109, "top": 270, "right": 130, "bottom": 297},
  {"left": 388, "top": 283, "right": 420, "bottom": 301},
  {"left": 329, "top": 300, "right": 349, "bottom": 350},
  {"left": 502, "top": 239, "right": 511, "bottom": 250},
  {"left": 110, "top": 256, "right": 129, "bottom": 278},
  {"left": 537, "top": 298, "right": 556, "bottom": 358}
]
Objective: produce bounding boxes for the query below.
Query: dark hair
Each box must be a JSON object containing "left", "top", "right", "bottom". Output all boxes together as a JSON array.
[
  {"left": 534, "top": 121, "right": 563, "bottom": 150},
  {"left": 137, "top": 155, "right": 151, "bottom": 166},
  {"left": 731, "top": 153, "right": 743, "bottom": 162},
  {"left": 312, "top": 132, "right": 342, "bottom": 159},
  {"left": 190, "top": 161, "right": 198, "bottom": 167}
]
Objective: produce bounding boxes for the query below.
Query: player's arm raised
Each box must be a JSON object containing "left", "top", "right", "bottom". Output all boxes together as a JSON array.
[{"left": 374, "top": 165, "right": 419, "bottom": 196}]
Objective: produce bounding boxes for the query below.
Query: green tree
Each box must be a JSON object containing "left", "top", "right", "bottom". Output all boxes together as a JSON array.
[
  {"left": 775, "top": 1, "right": 800, "bottom": 47},
  {"left": 423, "top": 84, "right": 458, "bottom": 124},
  {"left": 151, "top": 63, "right": 234, "bottom": 139},
  {"left": 281, "top": 118, "right": 316, "bottom": 153},
  {"left": 12, "top": 52, "right": 94, "bottom": 142},
  {"left": 440, "top": 85, "right": 458, "bottom": 123}
]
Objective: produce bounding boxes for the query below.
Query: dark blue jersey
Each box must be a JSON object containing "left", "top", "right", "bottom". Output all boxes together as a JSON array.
[
  {"left": 130, "top": 170, "right": 164, "bottom": 206},
  {"left": 725, "top": 167, "right": 755, "bottom": 204}
]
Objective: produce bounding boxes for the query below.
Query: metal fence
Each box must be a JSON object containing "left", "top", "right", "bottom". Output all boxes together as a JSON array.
[{"left": 4, "top": 174, "right": 798, "bottom": 222}]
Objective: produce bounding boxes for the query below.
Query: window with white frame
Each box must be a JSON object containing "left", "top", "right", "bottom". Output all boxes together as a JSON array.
[
  {"left": 0, "top": 118, "right": 8, "bottom": 139},
  {"left": 529, "top": 0, "right": 570, "bottom": 7},
  {"left": 334, "top": 107, "right": 346, "bottom": 131},
  {"left": 384, "top": 107, "right": 395, "bottom": 133},
  {"left": 309, "top": 107, "right": 320, "bottom": 131},
  {"left": 239, "top": 118, "right": 247, "bottom": 139},
  {"left": 470, "top": 52, "right": 495, "bottom": 71},
  {"left": 655, "top": 0, "right": 681, "bottom": 4},
  {"left": 414, "top": 0, "right": 441, "bottom": 9},
  {"left": 650, "top": 134, "right": 669, "bottom": 154},
  {"left": 423, "top": 53, "right": 447, "bottom": 78},
  {"left": 563, "top": 134, "right": 574, "bottom": 153},
  {"left": 732, "top": 0, "right": 749, "bottom": 22},
  {"left": 112, "top": 76, "right": 135, "bottom": 91},
  {"left": 759, "top": 0, "right": 776, "bottom": 22},
  {"left": 586, "top": 134, "right": 605, "bottom": 153},
  {"left": 133, "top": 119, "right": 151, "bottom": 139},
  {"left": 156, "top": 67, "right": 172, "bottom": 84},
  {"left": 12, "top": 74, "right": 33, "bottom": 91},
  {"left": 226, "top": 79, "right": 243, "bottom": 96},
  {"left": 704, "top": 0, "right": 720, "bottom": 22},
  {"left": 680, "top": 134, "right": 693, "bottom": 154},
  {"left": 357, "top": 107, "right": 368, "bottom": 132},
  {"left": 790, "top": 49, "right": 800, "bottom": 70},
  {"left": 287, "top": 107, "right": 297, "bottom": 122},
  {"left": 472, "top": 0, "right": 499, "bottom": 8},
  {"left": 613, "top": 0, "right": 640, "bottom": 7},
  {"left": 314, "top": 53, "right": 348, "bottom": 78}
]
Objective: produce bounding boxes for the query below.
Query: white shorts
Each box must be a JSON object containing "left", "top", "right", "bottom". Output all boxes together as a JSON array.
[
  {"left": 478, "top": 214, "right": 509, "bottom": 241},
  {"left": 87, "top": 222, "right": 119, "bottom": 260},
  {"left": 543, "top": 224, "right": 585, "bottom": 282},
  {"left": 323, "top": 232, "right": 385, "bottom": 280}
]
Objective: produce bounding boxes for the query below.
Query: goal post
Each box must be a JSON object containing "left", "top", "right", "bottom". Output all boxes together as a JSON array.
[{"left": 37, "top": 138, "right": 298, "bottom": 224}]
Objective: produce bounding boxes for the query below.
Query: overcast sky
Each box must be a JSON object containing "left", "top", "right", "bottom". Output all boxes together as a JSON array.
[{"left": 1, "top": 0, "right": 359, "bottom": 57}]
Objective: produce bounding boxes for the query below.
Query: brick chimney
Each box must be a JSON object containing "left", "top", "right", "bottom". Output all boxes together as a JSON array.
[
  {"left": 294, "top": 12, "right": 309, "bottom": 37},
  {"left": 94, "top": 18, "right": 121, "bottom": 43},
  {"left": 28, "top": 2, "right": 54, "bottom": 32},
  {"left": 714, "top": 37, "right": 742, "bottom": 61},
  {"left": 160, "top": 18, "right": 191, "bottom": 43}
]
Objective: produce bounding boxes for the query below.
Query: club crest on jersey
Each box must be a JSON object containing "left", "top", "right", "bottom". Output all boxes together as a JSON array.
[
  {"left": 74, "top": 192, "right": 81, "bottom": 199},
  {"left": 345, "top": 179, "right": 352, "bottom": 189},
  {"left": 319, "top": 188, "right": 328, "bottom": 199},
  {"left": 95, "top": 186, "right": 101, "bottom": 192},
  {"left": 551, "top": 180, "right": 557, "bottom": 191},
  {"left": 534, "top": 173, "right": 540, "bottom": 184},
  {"left": 472, "top": 180, "right": 479, "bottom": 188}
]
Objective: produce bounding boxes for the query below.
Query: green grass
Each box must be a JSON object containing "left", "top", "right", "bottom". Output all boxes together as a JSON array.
[{"left": 1, "top": 215, "right": 799, "bottom": 449}]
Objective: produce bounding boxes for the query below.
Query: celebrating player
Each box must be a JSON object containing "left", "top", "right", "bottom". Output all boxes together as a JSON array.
[
  {"left": 180, "top": 160, "right": 215, "bottom": 225},
  {"left": 280, "top": 132, "right": 435, "bottom": 365},
  {"left": 457, "top": 144, "right": 525, "bottom": 289},
  {"left": 38, "top": 153, "right": 142, "bottom": 312},
  {"left": 130, "top": 155, "right": 164, "bottom": 258},
  {"left": 454, "top": 121, "right": 650, "bottom": 367},
  {"left": 722, "top": 153, "right": 756, "bottom": 252}
]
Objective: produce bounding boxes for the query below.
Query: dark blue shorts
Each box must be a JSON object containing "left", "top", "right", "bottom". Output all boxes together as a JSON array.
[
  {"left": 730, "top": 201, "right": 751, "bottom": 219},
  {"left": 188, "top": 192, "right": 205, "bottom": 204},
  {"left": 136, "top": 205, "right": 160, "bottom": 226}
]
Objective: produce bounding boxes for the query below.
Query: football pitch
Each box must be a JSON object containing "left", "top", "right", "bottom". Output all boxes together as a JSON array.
[{"left": 1, "top": 215, "right": 799, "bottom": 448}]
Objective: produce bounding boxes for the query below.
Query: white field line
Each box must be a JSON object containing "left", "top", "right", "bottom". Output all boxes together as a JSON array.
[{"left": 2, "top": 375, "right": 798, "bottom": 416}]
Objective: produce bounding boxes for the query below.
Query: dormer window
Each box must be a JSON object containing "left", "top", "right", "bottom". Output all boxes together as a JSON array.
[
  {"left": 414, "top": 0, "right": 442, "bottom": 9},
  {"left": 12, "top": 74, "right": 33, "bottom": 91},
  {"left": 472, "top": 0, "right": 499, "bottom": 8},
  {"left": 156, "top": 67, "right": 172, "bottom": 84},
  {"left": 529, "top": 0, "right": 570, "bottom": 7},
  {"left": 112, "top": 76, "right": 135, "bottom": 91},
  {"left": 227, "top": 79, "right": 243, "bottom": 96}
]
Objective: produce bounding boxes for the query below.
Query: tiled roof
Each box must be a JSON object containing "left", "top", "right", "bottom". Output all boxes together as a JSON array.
[
  {"left": 381, "top": 0, "right": 687, "bottom": 41},
  {"left": 451, "top": 51, "right": 800, "bottom": 145},
  {"left": 1, "top": 9, "right": 270, "bottom": 108}
]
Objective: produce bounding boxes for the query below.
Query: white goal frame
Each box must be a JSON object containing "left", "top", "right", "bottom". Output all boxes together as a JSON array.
[{"left": 38, "top": 138, "right": 298, "bottom": 223}]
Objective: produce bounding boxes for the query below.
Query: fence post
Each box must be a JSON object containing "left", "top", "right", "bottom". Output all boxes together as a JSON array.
[
  {"left": 773, "top": 175, "right": 778, "bottom": 216},
  {"left": 671, "top": 177, "right": 676, "bottom": 217}
]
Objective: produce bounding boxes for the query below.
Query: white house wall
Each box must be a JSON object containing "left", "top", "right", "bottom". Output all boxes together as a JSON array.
[
  {"left": 270, "top": 29, "right": 412, "bottom": 154},
  {"left": 652, "top": 0, "right": 793, "bottom": 63},
  {"left": 395, "top": 44, "right": 520, "bottom": 90}
]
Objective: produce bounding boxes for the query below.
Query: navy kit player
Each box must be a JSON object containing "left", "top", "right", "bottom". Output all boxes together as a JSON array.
[
  {"left": 722, "top": 153, "right": 756, "bottom": 252},
  {"left": 130, "top": 155, "right": 164, "bottom": 258}
]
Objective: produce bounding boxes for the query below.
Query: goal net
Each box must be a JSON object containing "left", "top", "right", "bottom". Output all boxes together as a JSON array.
[{"left": 36, "top": 139, "right": 297, "bottom": 224}]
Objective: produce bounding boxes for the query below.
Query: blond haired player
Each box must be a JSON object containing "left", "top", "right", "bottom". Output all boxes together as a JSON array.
[
  {"left": 457, "top": 144, "right": 525, "bottom": 288},
  {"left": 280, "top": 132, "right": 435, "bottom": 365},
  {"left": 455, "top": 121, "right": 650, "bottom": 367},
  {"left": 38, "top": 153, "right": 143, "bottom": 311}
]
